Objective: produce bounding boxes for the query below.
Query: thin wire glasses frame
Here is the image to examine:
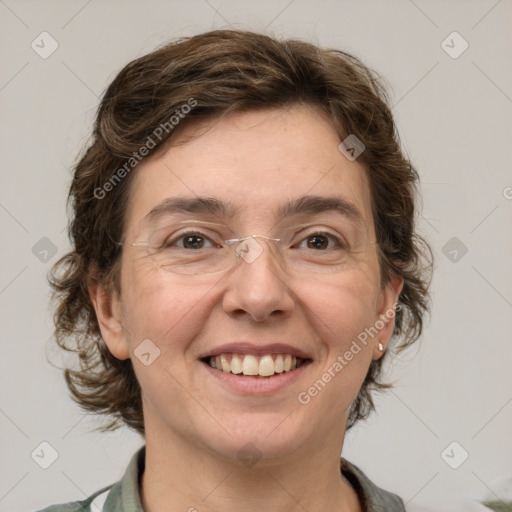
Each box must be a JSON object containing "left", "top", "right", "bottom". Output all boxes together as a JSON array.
[{"left": 118, "top": 219, "right": 374, "bottom": 277}]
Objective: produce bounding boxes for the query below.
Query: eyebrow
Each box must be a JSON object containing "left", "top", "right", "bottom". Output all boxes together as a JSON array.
[
  {"left": 277, "top": 195, "right": 364, "bottom": 224},
  {"left": 145, "top": 195, "right": 364, "bottom": 225},
  {"left": 146, "top": 197, "right": 237, "bottom": 222}
]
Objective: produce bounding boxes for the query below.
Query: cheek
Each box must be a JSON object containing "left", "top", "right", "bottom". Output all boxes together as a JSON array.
[
  {"left": 296, "top": 267, "right": 380, "bottom": 410},
  {"left": 119, "top": 266, "right": 205, "bottom": 359},
  {"left": 118, "top": 272, "right": 210, "bottom": 414},
  {"left": 303, "top": 266, "right": 381, "bottom": 348}
]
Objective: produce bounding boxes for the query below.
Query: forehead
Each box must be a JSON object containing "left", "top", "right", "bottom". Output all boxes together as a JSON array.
[{"left": 126, "top": 105, "right": 373, "bottom": 233}]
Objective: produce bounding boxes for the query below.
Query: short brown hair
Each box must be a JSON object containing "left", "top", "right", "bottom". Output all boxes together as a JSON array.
[{"left": 49, "top": 29, "right": 432, "bottom": 435}]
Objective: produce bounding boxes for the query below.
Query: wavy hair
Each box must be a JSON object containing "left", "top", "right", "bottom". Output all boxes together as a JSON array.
[{"left": 49, "top": 29, "right": 432, "bottom": 434}]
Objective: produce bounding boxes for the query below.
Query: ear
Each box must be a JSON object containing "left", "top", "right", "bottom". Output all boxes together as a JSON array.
[
  {"left": 372, "top": 272, "right": 404, "bottom": 360},
  {"left": 88, "top": 275, "right": 130, "bottom": 360}
]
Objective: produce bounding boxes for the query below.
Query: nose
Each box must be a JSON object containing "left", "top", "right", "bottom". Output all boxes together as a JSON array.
[{"left": 221, "top": 237, "right": 295, "bottom": 322}]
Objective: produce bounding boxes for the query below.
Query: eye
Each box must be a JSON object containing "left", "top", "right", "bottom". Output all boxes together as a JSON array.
[
  {"left": 164, "top": 231, "right": 218, "bottom": 250},
  {"left": 297, "top": 232, "right": 346, "bottom": 251}
]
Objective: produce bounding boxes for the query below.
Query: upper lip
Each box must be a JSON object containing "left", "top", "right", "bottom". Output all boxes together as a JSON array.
[{"left": 198, "top": 342, "right": 312, "bottom": 360}]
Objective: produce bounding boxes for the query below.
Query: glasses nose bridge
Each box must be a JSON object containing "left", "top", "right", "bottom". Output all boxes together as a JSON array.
[{"left": 224, "top": 234, "right": 282, "bottom": 269}]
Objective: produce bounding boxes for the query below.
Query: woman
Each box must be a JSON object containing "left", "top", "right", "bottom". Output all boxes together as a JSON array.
[{"left": 42, "top": 29, "right": 431, "bottom": 512}]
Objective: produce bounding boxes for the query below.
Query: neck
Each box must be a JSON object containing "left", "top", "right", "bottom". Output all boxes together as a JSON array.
[{"left": 140, "top": 424, "right": 362, "bottom": 512}]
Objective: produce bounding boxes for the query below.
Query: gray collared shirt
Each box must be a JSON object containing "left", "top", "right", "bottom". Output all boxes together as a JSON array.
[{"left": 37, "top": 446, "right": 405, "bottom": 512}]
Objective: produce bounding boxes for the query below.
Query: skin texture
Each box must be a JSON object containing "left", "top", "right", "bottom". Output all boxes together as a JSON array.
[{"left": 90, "top": 104, "right": 403, "bottom": 512}]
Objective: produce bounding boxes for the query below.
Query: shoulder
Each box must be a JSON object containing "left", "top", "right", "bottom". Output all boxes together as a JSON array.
[
  {"left": 35, "top": 485, "right": 113, "bottom": 512},
  {"left": 36, "top": 502, "right": 89, "bottom": 512},
  {"left": 35, "top": 447, "right": 144, "bottom": 512},
  {"left": 341, "top": 457, "right": 405, "bottom": 512}
]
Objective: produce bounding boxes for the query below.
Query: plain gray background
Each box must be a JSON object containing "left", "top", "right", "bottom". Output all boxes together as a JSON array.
[{"left": 1, "top": 1, "right": 511, "bottom": 511}]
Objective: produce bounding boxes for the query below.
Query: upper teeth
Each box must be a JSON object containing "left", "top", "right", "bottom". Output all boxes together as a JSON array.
[{"left": 208, "top": 353, "right": 302, "bottom": 377}]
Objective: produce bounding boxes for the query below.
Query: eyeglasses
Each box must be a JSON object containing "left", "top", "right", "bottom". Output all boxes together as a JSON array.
[{"left": 120, "top": 219, "right": 374, "bottom": 277}]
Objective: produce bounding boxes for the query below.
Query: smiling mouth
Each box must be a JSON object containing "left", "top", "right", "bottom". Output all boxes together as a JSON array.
[{"left": 202, "top": 353, "right": 312, "bottom": 378}]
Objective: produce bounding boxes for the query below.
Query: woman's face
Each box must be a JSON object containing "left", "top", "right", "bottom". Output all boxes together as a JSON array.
[{"left": 101, "top": 105, "right": 402, "bottom": 462}]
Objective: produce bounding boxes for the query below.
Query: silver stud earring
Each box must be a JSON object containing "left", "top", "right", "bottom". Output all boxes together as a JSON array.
[{"left": 378, "top": 343, "right": 384, "bottom": 351}]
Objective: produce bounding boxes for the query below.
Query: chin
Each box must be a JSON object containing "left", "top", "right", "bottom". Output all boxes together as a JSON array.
[{"left": 194, "top": 413, "right": 313, "bottom": 466}]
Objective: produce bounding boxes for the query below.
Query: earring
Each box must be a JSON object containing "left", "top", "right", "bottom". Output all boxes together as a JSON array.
[{"left": 378, "top": 343, "right": 384, "bottom": 352}]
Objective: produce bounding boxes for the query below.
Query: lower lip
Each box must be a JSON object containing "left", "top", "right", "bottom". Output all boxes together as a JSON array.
[{"left": 201, "top": 361, "right": 311, "bottom": 396}]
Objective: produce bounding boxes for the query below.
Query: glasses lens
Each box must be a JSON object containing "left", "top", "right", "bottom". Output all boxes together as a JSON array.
[
  {"left": 144, "top": 221, "right": 232, "bottom": 276},
  {"left": 278, "top": 219, "right": 371, "bottom": 273},
  {"left": 135, "top": 218, "right": 372, "bottom": 276}
]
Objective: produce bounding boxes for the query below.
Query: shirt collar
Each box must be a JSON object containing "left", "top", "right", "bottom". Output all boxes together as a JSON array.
[
  {"left": 341, "top": 457, "right": 405, "bottom": 511},
  {"left": 103, "top": 446, "right": 404, "bottom": 512},
  {"left": 102, "top": 447, "right": 145, "bottom": 512}
]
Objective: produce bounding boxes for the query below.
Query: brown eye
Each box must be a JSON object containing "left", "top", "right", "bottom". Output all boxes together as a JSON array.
[
  {"left": 298, "top": 231, "right": 345, "bottom": 251},
  {"left": 181, "top": 234, "right": 206, "bottom": 249},
  {"left": 306, "top": 234, "right": 329, "bottom": 250},
  {"left": 163, "top": 232, "right": 216, "bottom": 250}
]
